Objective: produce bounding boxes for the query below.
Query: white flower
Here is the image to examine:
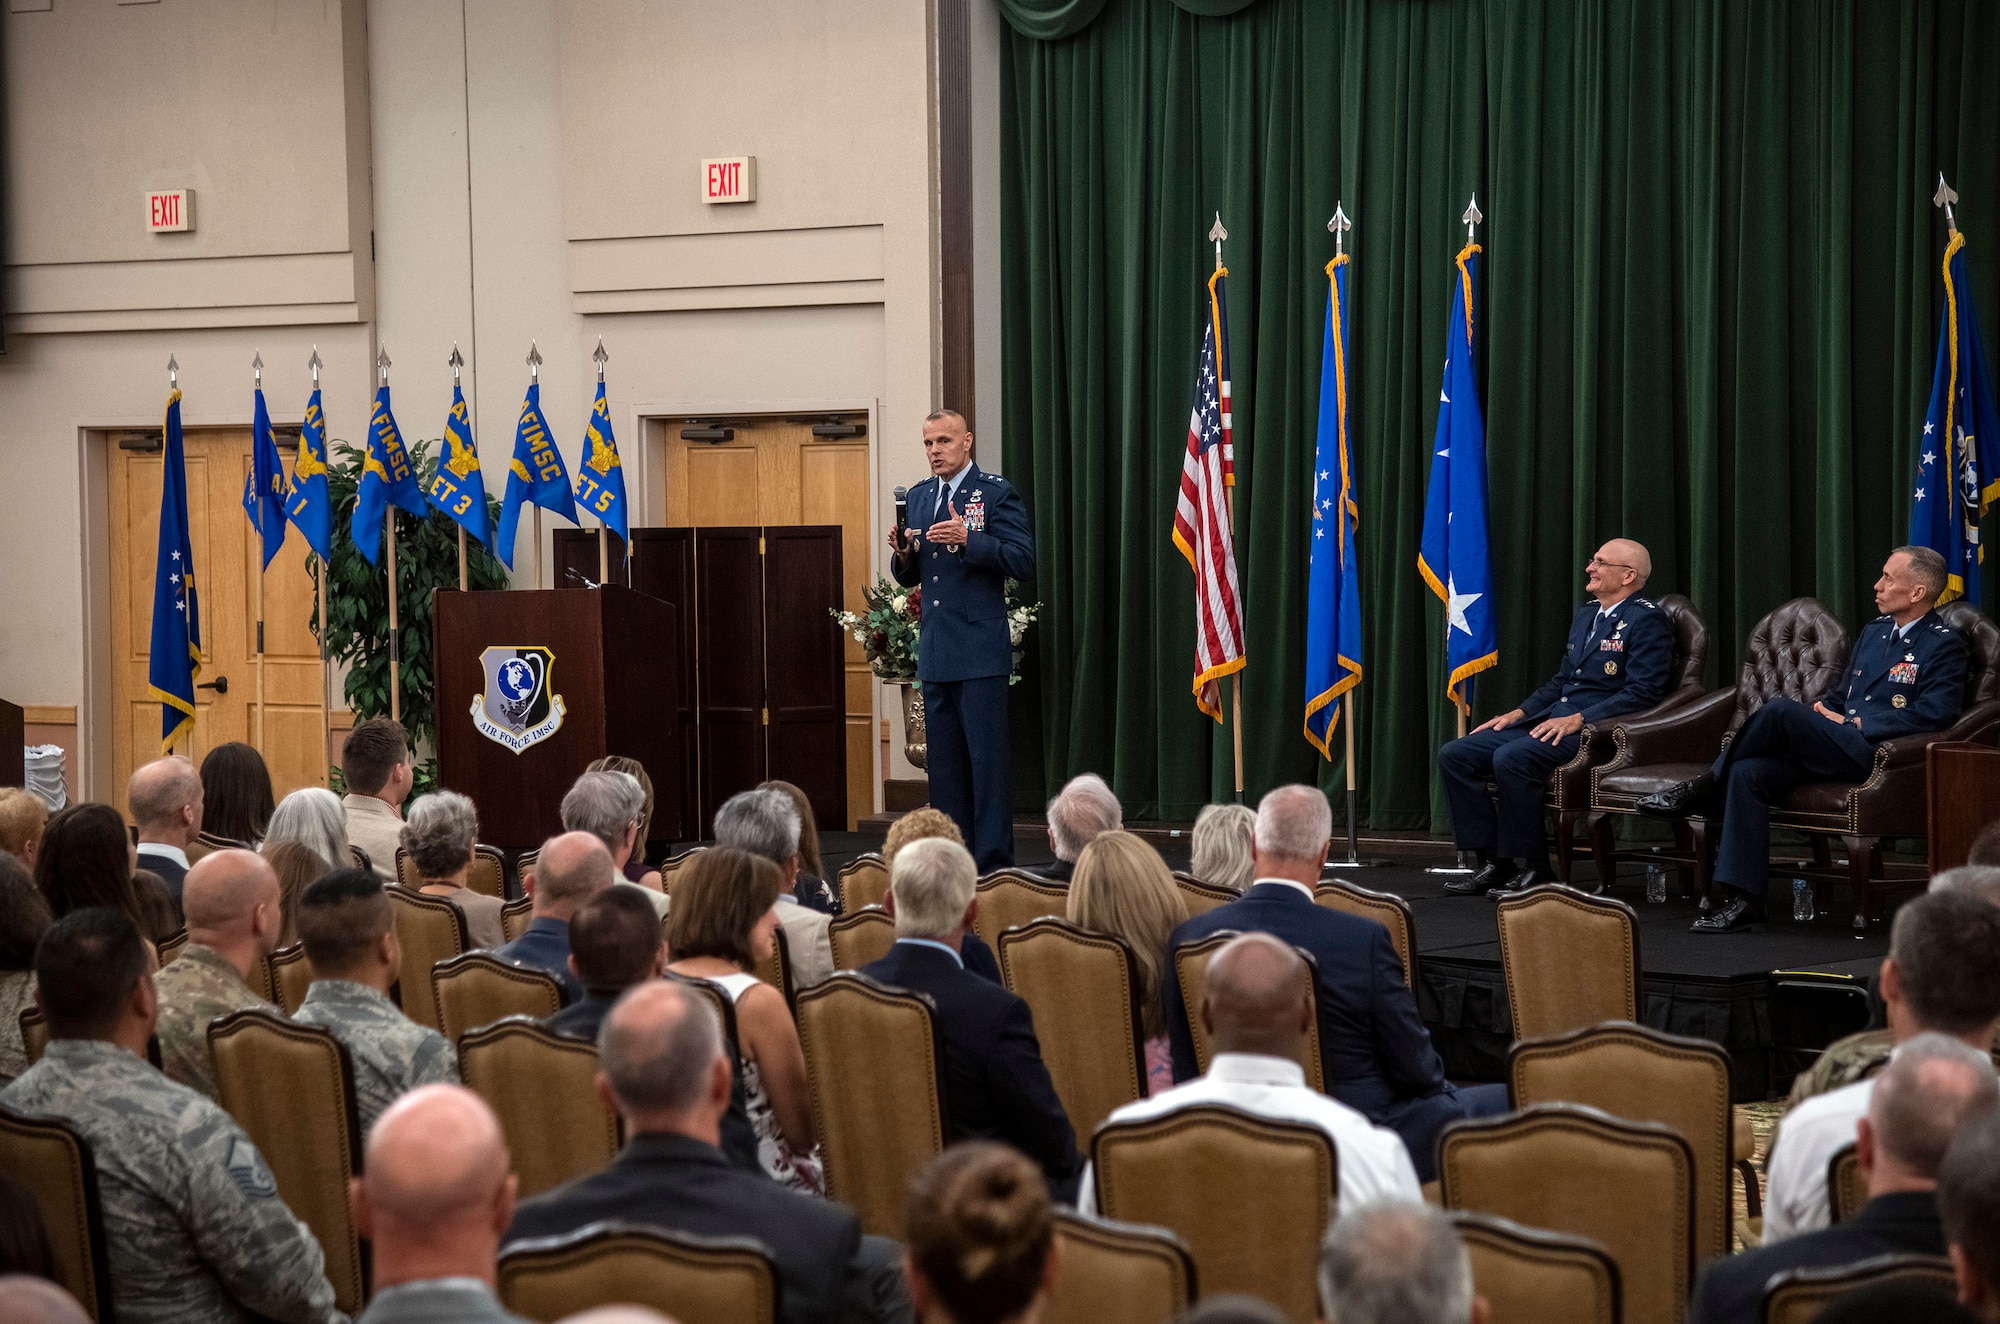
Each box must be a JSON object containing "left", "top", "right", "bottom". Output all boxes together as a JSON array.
[{"left": 892, "top": 594, "right": 908, "bottom": 613}]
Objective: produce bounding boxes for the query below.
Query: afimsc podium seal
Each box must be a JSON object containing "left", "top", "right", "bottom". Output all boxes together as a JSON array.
[{"left": 471, "top": 645, "right": 566, "bottom": 753}]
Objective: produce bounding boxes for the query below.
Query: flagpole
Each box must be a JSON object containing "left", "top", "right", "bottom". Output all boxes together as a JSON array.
[
  {"left": 595, "top": 339, "right": 610, "bottom": 585},
  {"left": 1210, "top": 215, "right": 1246, "bottom": 805},
  {"left": 248, "top": 350, "right": 269, "bottom": 756},
  {"left": 450, "top": 345, "right": 469, "bottom": 592},
  {"left": 1455, "top": 195, "right": 1482, "bottom": 746},
  {"left": 379, "top": 347, "right": 402, "bottom": 723},
  {"left": 529, "top": 343, "right": 544, "bottom": 590},
  {"left": 310, "top": 347, "right": 332, "bottom": 784}
]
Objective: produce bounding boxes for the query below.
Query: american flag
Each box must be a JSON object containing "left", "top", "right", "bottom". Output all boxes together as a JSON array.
[{"left": 1172, "top": 267, "right": 1245, "bottom": 721}]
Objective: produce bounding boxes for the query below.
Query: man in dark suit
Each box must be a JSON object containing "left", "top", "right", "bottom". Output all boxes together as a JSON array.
[
  {"left": 1642, "top": 546, "right": 1969, "bottom": 932},
  {"left": 1436, "top": 539, "right": 1673, "bottom": 898},
  {"left": 1161, "top": 785, "right": 1507, "bottom": 1183},
  {"left": 1941, "top": 1106, "right": 2000, "bottom": 1320},
  {"left": 495, "top": 832, "right": 614, "bottom": 1004},
  {"left": 506, "top": 981, "right": 908, "bottom": 1324},
  {"left": 129, "top": 754, "right": 204, "bottom": 900},
  {"left": 859, "top": 836, "right": 1083, "bottom": 1201},
  {"left": 889, "top": 409, "right": 1036, "bottom": 871},
  {"left": 1688, "top": 1033, "right": 1998, "bottom": 1324}
]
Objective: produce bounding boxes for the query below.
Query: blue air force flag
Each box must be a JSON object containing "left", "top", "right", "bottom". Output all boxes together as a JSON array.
[
  {"left": 285, "top": 388, "right": 333, "bottom": 563},
  {"left": 428, "top": 383, "right": 493, "bottom": 552},
  {"left": 496, "top": 382, "right": 578, "bottom": 570},
  {"left": 1910, "top": 230, "right": 2000, "bottom": 606},
  {"left": 575, "top": 381, "right": 629, "bottom": 544},
  {"left": 352, "top": 384, "right": 428, "bottom": 565},
  {"left": 242, "top": 388, "right": 288, "bottom": 569},
  {"left": 1417, "top": 240, "right": 1498, "bottom": 713},
  {"left": 149, "top": 389, "right": 201, "bottom": 753},
  {"left": 1305, "top": 252, "right": 1364, "bottom": 758}
]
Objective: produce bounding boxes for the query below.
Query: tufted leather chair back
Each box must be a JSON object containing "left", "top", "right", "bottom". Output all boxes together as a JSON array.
[
  {"left": 1937, "top": 600, "right": 2000, "bottom": 706},
  {"left": 1734, "top": 598, "right": 1849, "bottom": 727},
  {"left": 1654, "top": 593, "right": 1710, "bottom": 690}
]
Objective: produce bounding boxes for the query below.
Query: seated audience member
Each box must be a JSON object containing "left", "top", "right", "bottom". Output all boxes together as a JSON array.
[
  {"left": 0, "top": 854, "right": 50, "bottom": 1087},
  {"left": 151, "top": 850, "right": 281, "bottom": 1099},
  {"left": 712, "top": 788, "right": 834, "bottom": 988},
  {"left": 127, "top": 756, "right": 203, "bottom": 899},
  {"left": 1689, "top": 1033, "right": 1999, "bottom": 1324},
  {"left": 1319, "top": 1202, "right": 1486, "bottom": 1324},
  {"left": 1080, "top": 933, "right": 1419, "bottom": 1214},
  {"left": 0, "top": 789, "right": 50, "bottom": 871},
  {"left": 548, "top": 886, "right": 666, "bottom": 1042},
  {"left": 34, "top": 804, "right": 172, "bottom": 943},
  {"left": 1161, "top": 785, "right": 1506, "bottom": 1184},
  {"left": 291, "top": 870, "right": 458, "bottom": 1136},
  {"left": 884, "top": 807, "right": 964, "bottom": 863},
  {"left": 266, "top": 787, "right": 354, "bottom": 875},
  {"left": 563, "top": 770, "right": 668, "bottom": 917},
  {"left": 0, "top": 1275, "right": 92, "bottom": 1324},
  {"left": 262, "top": 838, "right": 330, "bottom": 947},
  {"left": 1814, "top": 1283, "right": 1981, "bottom": 1324},
  {"left": 505, "top": 981, "right": 908, "bottom": 1324},
  {"left": 1190, "top": 802, "right": 1257, "bottom": 894},
  {"left": 349, "top": 1084, "right": 527, "bottom": 1324},
  {"left": 904, "top": 1142, "right": 1059, "bottom": 1324},
  {"left": 197, "top": 742, "right": 276, "bottom": 851},
  {"left": 666, "top": 848, "right": 821, "bottom": 1192},
  {"left": 761, "top": 779, "right": 837, "bottom": 913},
  {"left": 497, "top": 831, "right": 616, "bottom": 1004},
  {"left": 403, "top": 790, "right": 506, "bottom": 948},
  {"left": 1765, "top": 890, "right": 2000, "bottom": 1239},
  {"left": 0, "top": 908, "right": 339, "bottom": 1322},
  {"left": 1039, "top": 773, "right": 1122, "bottom": 883},
  {"left": 587, "top": 756, "right": 665, "bottom": 890},
  {"left": 862, "top": 837, "right": 1083, "bottom": 1200},
  {"left": 1178, "top": 1298, "right": 1290, "bottom": 1324},
  {"left": 1942, "top": 1107, "right": 2000, "bottom": 1321},
  {"left": 341, "top": 718, "right": 414, "bottom": 881},
  {"left": 1067, "top": 831, "right": 1187, "bottom": 1096},
  {"left": 1970, "top": 820, "right": 2000, "bottom": 869}
]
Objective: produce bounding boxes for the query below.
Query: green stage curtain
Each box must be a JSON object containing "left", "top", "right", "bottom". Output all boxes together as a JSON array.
[{"left": 1000, "top": 0, "right": 2000, "bottom": 826}]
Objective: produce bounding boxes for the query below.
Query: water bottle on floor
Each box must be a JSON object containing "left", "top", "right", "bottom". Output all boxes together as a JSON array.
[
  {"left": 1792, "top": 877, "right": 1815, "bottom": 923},
  {"left": 1645, "top": 865, "right": 1667, "bottom": 904}
]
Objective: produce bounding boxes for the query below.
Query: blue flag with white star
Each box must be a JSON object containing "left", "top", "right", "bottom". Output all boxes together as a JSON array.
[
  {"left": 496, "top": 381, "right": 578, "bottom": 570},
  {"left": 149, "top": 389, "right": 201, "bottom": 753},
  {"left": 1417, "top": 240, "right": 1498, "bottom": 713},
  {"left": 428, "top": 383, "right": 493, "bottom": 552},
  {"left": 285, "top": 387, "right": 333, "bottom": 563},
  {"left": 352, "top": 383, "right": 428, "bottom": 566},
  {"left": 242, "top": 387, "right": 288, "bottom": 569},
  {"left": 1305, "top": 251, "right": 1364, "bottom": 758},
  {"left": 574, "top": 381, "right": 629, "bottom": 544},
  {"left": 1910, "top": 230, "right": 1999, "bottom": 606}
]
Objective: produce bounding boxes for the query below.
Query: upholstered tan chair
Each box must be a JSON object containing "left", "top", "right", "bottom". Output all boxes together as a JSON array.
[
  {"left": 500, "top": 896, "right": 534, "bottom": 944},
  {"left": 460, "top": 1016, "right": 620, "bottom": 1199},
  {"left": 828, "top": 906, "right": 897, "bottom": 972},
  {"left": 1314, "top": 881, "right": 1418, "bottom": 987},
  {"left": 1046, "top": 1210, "right": 1197, "bottom": 1324},
  {"left": 663, "top": 971, "right": 741, "bottom": 1056},
  {"left": 753, "top": 925, "right": 794, "bottom": 1007},
  {"left": 267, "top": 943, "right": 313, "bottom": 1015},
  {"left": 659, "top": 846, "right": 707, "bottom": 901},
  {"left": 1172, "top": 930, "right": 1324, "bottom": 1089},
  {"left": 0, "top": 1106, "right": 114, "bottom": 1321},
  {"left": 208, "top": 1008, "right": 366, "bottom": 1314},
  {"left": 1495, "top": 886, "right": 1639, "bottom": 1042},
  {"left": 1762, "top": 1253, "right": 1956, "bottom": 1324},
  {"left": 1451, "top": 1211, "right": 1620, "bottom": 1324},
  {"left": 498, "top": 1221, "right": 780, "bottom": 1324},
  {"left": 1092, "top": 1104, "right": 1335, "bottom": 1323},
  {"left": 1508, "top": 1022, "right": 1734, "bottom": 1262},
  {"left": 997, "top": 918, "right": 1147, "bottom": 1141},
  {"left": 1827, "top": 1143, "right": 1866, "bottom": 1223},
  {"left": 396, "top": 844, "right": 508, "bottom": 901},
  {"left": 837, "top": 853, "right": 891, "bottom": 911},
  {"left": 973, "top": 870, "right": 1070, "bottom": 947},
  {"left": 21, "top": 1005, "right": 49, "bottom": 1067},
  {"left": 157, "top": 927, "right": 190, "bottom": 966},
  {"left": 794, "top": 972, "right": 947, "bottom": 1238},
  {"left": 1171, "top": 872, "right": 1237, "bottom": 919},
  {"left": 1440, "top": 1103, "right": 1695, "bottom": 1324},
  {"left": 386, "top": 886, "right": 469, "bottom": 1030},
  {"left": 434, "top": 952, "right": 564, "bottom": 1044}
]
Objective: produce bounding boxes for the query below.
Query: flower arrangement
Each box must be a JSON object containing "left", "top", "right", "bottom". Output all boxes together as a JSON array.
[{"left": 832, "top": 577, "right": 1041, "bottom": 684}]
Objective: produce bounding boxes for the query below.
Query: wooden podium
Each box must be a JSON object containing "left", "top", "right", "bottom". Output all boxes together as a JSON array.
[{"left": 434, "top": 587, "right": 681, "bottom": 849}]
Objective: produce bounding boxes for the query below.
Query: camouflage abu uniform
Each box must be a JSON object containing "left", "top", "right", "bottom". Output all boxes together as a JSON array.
[
  {"left": 290, "top": 979, "right": 456, "bottom": 1137},
  {"left": 153, "top": 942, "right": 275, "bottom": 1100},
  {"left": 1786, "top": 1024, "right": 2000, "bottom": 1112},
  {"left": 0, "top": 1038, "right": 342, "bottom": 1323}
]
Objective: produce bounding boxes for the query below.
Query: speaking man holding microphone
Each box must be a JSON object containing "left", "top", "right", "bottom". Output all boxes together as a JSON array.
[{"left": 889, "top": 409, "right": 1036, "bottom": 871}]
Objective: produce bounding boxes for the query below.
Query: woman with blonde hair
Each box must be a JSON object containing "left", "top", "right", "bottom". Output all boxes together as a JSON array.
[
  {"left": 261, "top": 838, "right": 331, "bottom": 946},
  {"left": 904, "top": 1142, "right": 1059, "bottom": 1324},
  {"left": 264, "top": 787, "right": 353, "bottom": 874},
  {"left": 1068, "top": 829, "right": 1186, "bottom": 1095},
  {"left": 1190, "top": 802, "right": 1257, "bottom": 893}
]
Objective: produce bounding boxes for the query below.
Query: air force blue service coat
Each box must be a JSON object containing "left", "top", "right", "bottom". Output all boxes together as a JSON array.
[
  {"left": 891, "top": 467, "right": 1035, "bottom": 682},
  {"left": 1826, "top": 611, "right": 1968, "bottom": 744},
  {"left": 1517, "top": 595, "right": 1674, "bottom": 725}
]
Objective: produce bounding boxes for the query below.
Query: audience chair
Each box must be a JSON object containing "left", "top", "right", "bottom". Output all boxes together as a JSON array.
[
  {"left": 662, "top": 971, "right": 744, "bottom": 1060},
  {"left": 385, "top": 886, "right": 469, "bottom": 1030},
  {"left": 794, "top": 972, "right": 948, "bottom": 1239},
  {"left": 1826, "top": 1142, "right": 1866, "bottom": 1223},
  {"left": 396, "top": 845, "right": 509, "bottom": 901},
  {"left": 500, "top": 895, "right": 534, "bottom": 944},
  {"left": 349, "top": 844, "right": 373, "bottom": 872},
  {"left": 835, "top": 853, "right": 890, "bottom": 912},
  {"left": 827, "top": 906, "right": 897, "bottom": 971},
  {"left": 1451, "top": 1210, "right": 1621, "bottom": 1324},
  {"left": 0, "top": 1106, "right": 114, "bottom": 1322},
  {"left": 266, "top": 943, "right": 313, "bottom": 1015},
  {"left": 1313, "top": 880, "right": 1418, "bottom": 987},
  {"left": 515, "top": 847, "right": 540, "bottom": 887},
  {"left": 1440, "top": 1103, "right": 1694, "bottom": 1324},
  {"left": 997, "top": 918, "right": 1148, "bottom": 1141},
  {"left": 1172, "top": 930, "right": 1326, "bottom": 1091},
  {"left": 157, "top": 927, "right": 190, "bottom": 966},
  {"left": 1760, "top": 1252, "right": 1957, "bottom": 1324},
  {"left": 186, "top": 830, "right": 245, "bottom": 868},
  {"left": 207, "top": 1008, "right": 367, "bottom": 1314},
  {"left": 20, "top": 1005, "right": 48, "bottom": 1067},
  {"left": 1092, "top": 1104, "right": 1336, "bottom": 1323},
  {"left": 1496, "top": 886, "right": 1639, "bottom": 1042},
  {"left": 1171, "top": 872, "right": 1237, "bottom": 919},
  {"left": 658, "top": 846, "right": 706, "bottom": 900},
  {"left": 753, "top": 924, "right": 794, "bottom": 1009},
  {"left": 1046, "top": 1210, "right": 1197, "bottom": 1324},
  {"left": 972, "top": 870, "right": 1070, "bottom": 947},
  {"left": 498, "top": 1220, "right": 780, "bottom": 1324},
  {"left": 433, "top": 951, "right": 564, "bottom": 1044},
  {"left": 460, "top": 1016, "right": 621, "bottom": 1200}
]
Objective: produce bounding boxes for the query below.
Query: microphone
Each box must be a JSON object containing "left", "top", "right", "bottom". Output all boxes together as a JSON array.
[{"left": 893, "top": 486, "right": 909, "bottom": 531}]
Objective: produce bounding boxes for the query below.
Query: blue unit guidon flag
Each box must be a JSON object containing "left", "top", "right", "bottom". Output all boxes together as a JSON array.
[
  {"left": 1171, "top": 265, "right": 1245, "bottom": 722},
  {"left": 1910, "top": 227, "right": 2000, "bottom": 606},
  {"left": 575, "top": 380, "right": 628, "bottom": 544},
  {"left": 149, "top": 389, "right": 201, "bottom": 753},
  {"left": 496, "top": 381, "right": 579, "bottom": 570},
  {"left": 242, "top": 387, "right": 288, "bottom": 569},
  {"left": 1305, "top": 251, "right": 1363, "bottom": 758},
  {"left": 285, "top": 387, "right": 333, "bottom": 563},
  {"left": 352, "top": 383, "right": 428, "bottom": 566},
  {"left": 428, "top": 383, "right": 494, "bottom": 552}
]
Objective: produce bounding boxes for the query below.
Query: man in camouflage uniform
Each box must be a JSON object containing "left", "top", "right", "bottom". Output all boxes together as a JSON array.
[
  {"left": 290, "top": 870, "right": 456, "bottom": 1136},
  {"left": 152, "top": 850, "right": 282, "bottom": 1099},
  {"left": 0, "top": 908, "right": 341, "bottom": 1323}
]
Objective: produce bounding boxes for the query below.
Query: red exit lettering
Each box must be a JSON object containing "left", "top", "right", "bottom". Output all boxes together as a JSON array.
[{"left": 700, "top": 157, "right": 756, "bottom": 205}]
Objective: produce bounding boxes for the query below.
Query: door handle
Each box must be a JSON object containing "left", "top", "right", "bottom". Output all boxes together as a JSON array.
[{"left": 196, "top": 676, "right": 229, "bottom": 695}]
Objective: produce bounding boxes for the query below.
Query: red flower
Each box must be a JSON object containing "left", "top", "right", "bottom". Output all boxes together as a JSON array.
[
  {"left": 909, "top": 586, "right": 923, "bottom": 621},
  {"left": 871, "top": 630, "right": 889, "bottom": 654}
]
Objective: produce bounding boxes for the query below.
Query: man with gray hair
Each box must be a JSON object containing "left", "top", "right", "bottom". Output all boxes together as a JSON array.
[
  {"left": 1319, "top": 1203, "right": 1486, "bottom": 1324},
  {"left": 495, "top": 831, "right": 616, "bottom": 1004},
  {"left": 1037, "top": 772, "right": 1121, "bottom": 882},
  {"left": 1941, "top": 1108, "right": 2000, "bottom": 1320},
  {"left": 562, "top": 770, "right": 669, "bottom": 920},
  {"left": 129, "top": 755, "right": 204, "bottom": 899},
  {"left": 711, "top": 787, "right": 833, "bottom": 989},
  {"left": 1161, "top": 785, "right": 1506, "bottom": 1182},
  {"left": 860, "top": 836, "right": 1082, "bottom": 1200}
]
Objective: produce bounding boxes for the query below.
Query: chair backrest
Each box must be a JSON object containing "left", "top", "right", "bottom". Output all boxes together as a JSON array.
[
  {"left": 1508, "top": 1021, "right": 1734, "bottom": 1262},
  {"left": 349, "top": 843, "right": 372, "bottom": 871},
  {"left": 1937, "top": 599, "right": 2000, "bottom": 706},
  {"left": 459, "top": 1016, "right": 621, "bottom": 1200},
  {"left": 753, "top": 924, "right": 793, "bottom": 1007},
  {"left": 266, "top": 943, "right": 313, "bottom": 1015},
  {"left": 1496, "top": 886, "right": 1640, "bottom": 1042},
  {"left": 394, "top": 846, "right": 422, "bottom": 889},
  {"left": 662, "top": 971, "right": 743, "bottom": 1058},
  {"left": 207, "top": 1008, "right": 367, "bottom": 1314},
  {"left": 1092, "top": 1104, "right": 1336, "bottom": 1323},
  {"left": 997, "top": 918, "right": 1147, "bottom": 1141},
  {"left": 1439, "top": 1103, "right": 1694, "bottom": 1324},
  {"left": 386, "top": 886, "right": 468, "bottom": 1030},
  {"left": 498, "top": 1220, "right": 781, "bottom": 1324},
  {"left": 0, "top": 1106, "right": 114, "bottom": 1321},
  {"left": 1827, "top": 1142, "right": 1867, "bottom": 1223},
  {"left": 1047, "top": 1210, "right": 1197, "bottom": 1324},
  {"left": 1654, "top": 592, "right": 1710, "bottom": 693},
  {"left": 500, "top": 895, "right": 534, "bottom": 944},
  {"left": 793, "top": 972, "right": 947, "bottom": 1238},
  {"left": 836, "top": 853, "right": 891, "bottom": 911},
  {"left": 21, "top": 1005, "right": 49, "bottom": 1067},
  {"left": 659, "top": 846, "right": 707, "bottom": 900},
  {"left": 433, "top": 951, "right": 565, "bottom": 1044},
  {"left": 1735, "top": 598, "right": 1851, "bottom": 726},
  {"left": 158, "top": 927, "right": 190, "bottom": 966},
  {"left": 1171, "top": 872, "right": 1238, "bottom": 919},
  {"left": 973, "top": 870, "right": 1070, "bottom": 947},
  {"left": 468, "top": 845, "right": 507, "bottom": 900},
  {"left": 1172, "top": 930, "right": 1324, "bottom": 1090},
  {"left": 1313, "top": 881, "right": 1417, "bottom": 987},
  {"left": 1452, "top": 1211, "right": 1621, "bottom": 1324},
  {"left": 827, "top": 906, "right": 898, "bottom": 971},
  {"left": 1761, "top": 1252, "right": 1957, "bottom": 1324}
]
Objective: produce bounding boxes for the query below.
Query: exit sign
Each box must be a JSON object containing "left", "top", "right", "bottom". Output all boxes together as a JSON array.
[
  {"left": 701, "top": 157, "right": 756, "bottom": 205},
  {"left": 146, "top": 189, "right": 193, "bottom": 233}
]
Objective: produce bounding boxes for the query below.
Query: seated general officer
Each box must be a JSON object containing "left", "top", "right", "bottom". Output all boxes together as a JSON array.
[
  {"left": 1641, "top": 545, "right": 1967, "bottom": 933},
  {"left": 1438, "top": 539, "right": 1672, "bottom": 899}
]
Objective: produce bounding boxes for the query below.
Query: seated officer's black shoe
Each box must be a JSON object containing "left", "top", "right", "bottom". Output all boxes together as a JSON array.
[
  {"left": 1689, "top": 891, "right": 1765, "bottom": 934},
  {"left": 1636, "top": 773, "right": 1717, "bottom": 821},
  {"left": 1487, "top": 864, "right": 1557, "bottom": 902},
  {"left": 1444, "top": 860, "right": 1510, "bottom": 896}
]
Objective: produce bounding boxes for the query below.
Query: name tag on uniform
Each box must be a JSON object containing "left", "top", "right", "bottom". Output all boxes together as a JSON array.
[{"left": 1888, "top": 661, "right": 1919, "bottom": 684}]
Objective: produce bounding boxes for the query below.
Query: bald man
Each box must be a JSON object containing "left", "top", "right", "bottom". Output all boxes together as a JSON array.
[
  {"left": 0, "top": 1275, "right": 93, "bottom": 1324},
  {"left": 350, "top": 1084, "right": 529, "bottom": 1324},
  {"left": 1438, "top": 539, "right": 1672, "bottom": 898},
  {"left": 151, "top": 849, "right": 281, "bottom": 1099},
  {"left": 495, "top": 832, "right": 616, "bottom": 1004},
  {"left": 129, "top": 755, "right": 203, "bottom": 899}
]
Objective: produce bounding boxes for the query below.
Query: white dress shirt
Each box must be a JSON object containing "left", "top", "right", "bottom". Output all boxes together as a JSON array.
[
  {"left": 135, "top": 843, "right": 190, "bottom": 871},
  {"left": 1076, "top": 1052, "right": 1421, "bottom": 1216},
  {"left": 1761, "top": 1075, "right": 1873, "bottom": 1241},
  {"left": 1249, "top": 876, "right": 1317, "bottom": 902}
]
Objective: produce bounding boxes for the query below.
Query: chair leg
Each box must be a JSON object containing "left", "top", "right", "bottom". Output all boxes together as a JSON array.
[
  {"left": 1842, "top": 834, "right": 1881, "bottom": 935},
  {"left": 1810, "top": 835, "right": 1833, "bottom": 870},
  {"left": 1552, "top": 810, "right": 1577, "bottom": 883},
  {"left": 1588, "top": 812, "right": 1617, "bottom": 893},
  {"left": 1738, "top": 1159, "right": 1763, "bottom": 1220},
  {"left": 1692, "top": 818, "right": 1715, "bottom": 910}
]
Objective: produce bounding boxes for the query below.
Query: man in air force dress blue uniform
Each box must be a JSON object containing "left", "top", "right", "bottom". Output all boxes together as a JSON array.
[{"left": 890, "top": 409, "right": 1035, "bottom": 871}]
